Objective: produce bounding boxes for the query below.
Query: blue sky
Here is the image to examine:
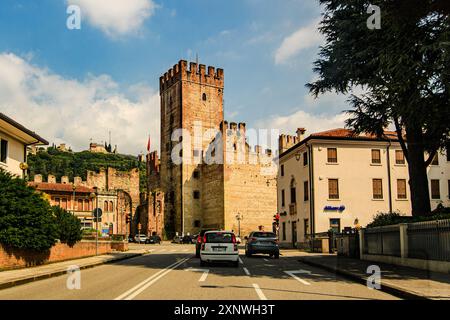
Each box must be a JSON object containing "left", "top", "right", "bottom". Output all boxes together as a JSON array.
[{"left": 0, "top": 0, "right": 351, "bottom": 154}]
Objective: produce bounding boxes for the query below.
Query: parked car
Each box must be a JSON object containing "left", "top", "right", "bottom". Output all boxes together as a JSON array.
[
  {"left": 195, "top": 229, "right": 217, "bottom": 258},
  {"left": 172, "top": 235, "right": 183, "bottom": 244},
  {"left": 182, "top": 235, "right": 193, "bottom": 244},
  {"left": 128, "top": 235, "right": 134, "bottom": 243},
  {"left": 200, "top": 231, "right": 239, "bottom": 267},
  {"left": 245, "top": 231, "right": 279, "bottom": 258},
  {"left": 134, "top": 234, "right": 148, "bottom": 243},
  {"left": 146, "top": 235, "right": 162, "bottom": 244}
]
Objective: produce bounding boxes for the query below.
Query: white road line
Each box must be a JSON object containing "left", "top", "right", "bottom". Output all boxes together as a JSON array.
[
  {"left": 243, "top": 267, "right": 251, "bottom": 276},
  {"left": 252, "top": 284, "right": 267, "bottom": 300},
  {"left": 263, "top": 258, "right": 269, "bottom": 262},
  {"left": 114, "top": 258, "right": 189, "bottom": 300},
  {"left": 185, "top": 268, "right": 209, "bottom": 282},
  {"left": 284, "top": 270, "right": 311, "bottom": 286},
  {"left": 239, "top": 257, "right": 244, "bottom": 264}
]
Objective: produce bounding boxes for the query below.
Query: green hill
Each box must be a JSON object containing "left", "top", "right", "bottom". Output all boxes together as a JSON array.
[{"left": 27, "top": 146, "right": 147, "bottom": 191}]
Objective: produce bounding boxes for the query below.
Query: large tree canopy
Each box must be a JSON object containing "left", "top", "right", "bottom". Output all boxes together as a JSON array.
[{"left": 308, "top": 0, "right": 450, "bottom": 216}]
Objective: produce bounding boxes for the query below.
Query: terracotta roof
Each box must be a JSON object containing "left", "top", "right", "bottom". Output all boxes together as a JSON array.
[
  {"left": 28, "top": 182, "right": 94, "bottom": 193},
  {"left": 310, "top": 128, "right": 398, "bottom": 140}
]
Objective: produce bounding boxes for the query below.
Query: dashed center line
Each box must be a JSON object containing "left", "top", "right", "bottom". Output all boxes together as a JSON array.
[
  {"left": 239, "top": 257, "right": 244, "bottom": 264},
  {"left": 252, "top": 283, "right": 267, "bottom": 300},
  {"left": 243, "top": 267, "right": 251, "bottom": 276}
]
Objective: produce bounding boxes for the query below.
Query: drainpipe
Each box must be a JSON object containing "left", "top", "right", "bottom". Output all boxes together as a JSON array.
[
  {"left": 308, "top": 143, "right": 315, "bottom": 244},
  {"left": 386, "top": 140, "right": 393, "bottom": 213}
]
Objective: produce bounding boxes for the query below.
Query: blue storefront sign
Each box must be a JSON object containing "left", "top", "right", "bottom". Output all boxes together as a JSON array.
[{"left": 324, "top": 205, "right": 346, "bottom": 212}]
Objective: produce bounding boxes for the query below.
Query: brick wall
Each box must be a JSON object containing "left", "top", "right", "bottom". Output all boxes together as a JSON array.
[{"left": 0, "top": 241, "right": 128, "bottom": 270}]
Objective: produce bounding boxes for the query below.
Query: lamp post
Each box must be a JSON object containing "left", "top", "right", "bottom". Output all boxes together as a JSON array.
[
  {"left": 235, "top": 213, "right": 242, "bottom": 237},
  {"left": 90, "top": 188, "right": 99, "bottom": 256},
  {"left": 72, "top": 183, "right": 76, "bottom": 216}
]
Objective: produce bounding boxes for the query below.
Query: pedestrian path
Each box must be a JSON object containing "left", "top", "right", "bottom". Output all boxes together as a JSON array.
[
  {"left": 0, "top": 249, "right": 148, "bottom": 290},
  {"left": 297, "top": 252, "right": 450, "bottom": 300}
]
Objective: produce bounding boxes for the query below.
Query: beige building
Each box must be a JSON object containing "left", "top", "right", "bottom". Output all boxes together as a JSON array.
[
  {"left": 277, "top": 128, "right": 450, "bottom": 247},
  {"left": 156, "top": 60, "right": 277, "bottom": 238},
  {"left": 0, "top": 112, "right": 48, "bottom": 177}
]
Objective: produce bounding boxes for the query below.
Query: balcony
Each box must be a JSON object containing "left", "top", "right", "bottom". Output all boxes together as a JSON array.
[{"left": 289, "top": 203, "right": 297, "bottom": 216}]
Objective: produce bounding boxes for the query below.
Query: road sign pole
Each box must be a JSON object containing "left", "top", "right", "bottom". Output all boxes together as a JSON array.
[{"left": 95, "top": 195, "right": 99, "bottom": 256}]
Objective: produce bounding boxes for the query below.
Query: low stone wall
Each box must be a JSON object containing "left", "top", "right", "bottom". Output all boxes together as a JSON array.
[{"left": 0, "top": 240, "right": 128, "bottom": 271}]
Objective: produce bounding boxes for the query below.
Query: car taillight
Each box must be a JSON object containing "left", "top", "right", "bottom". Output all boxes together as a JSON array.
[
  {"left": 203, "top": 235, "right": 207, "bottom": 244},
  {"left": 232, "top": 234, "right": 237, "bottom": 244},
  {"left": 250, "top": 237, "right": 257, "bottom": 242}
]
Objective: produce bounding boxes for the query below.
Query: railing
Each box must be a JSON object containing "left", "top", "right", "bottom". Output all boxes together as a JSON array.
[
  {"left": 407, "top": 219, "right": 450, "bottom": 262},
  {"left": 364, "top": 224, "right": 401, "bottom": 257}
]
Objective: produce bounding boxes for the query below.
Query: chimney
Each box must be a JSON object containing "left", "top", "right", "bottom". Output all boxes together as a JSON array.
[
  {"left": 48, "top": 174, "right": 56, "bottom": 184},
  {"left": 296, "top": 128, "right": 306, "bottom": 141},
  {"left": 61, "top": 176, "right": 69, "bottom": 184},
  {"left": 74, "top": 177, "right": 82, "bottom": 186},
  {"left": 34, "top": 174, "right": 42, "bottom": 183}
]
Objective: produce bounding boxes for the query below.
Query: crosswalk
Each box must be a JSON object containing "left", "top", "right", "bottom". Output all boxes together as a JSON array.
[{"left": 144, "top": 247, "right": 192, "bottom": 255}]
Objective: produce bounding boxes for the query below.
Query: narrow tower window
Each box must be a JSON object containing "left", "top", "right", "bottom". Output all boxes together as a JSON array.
[{"left": 202, "top": 93, "right": 207, "bottom": 101}]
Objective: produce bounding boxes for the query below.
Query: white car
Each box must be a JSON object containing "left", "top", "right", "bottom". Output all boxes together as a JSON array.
[
  {"left": 134, "top": 234, "right": 148, "bottom": 243},
  {"left": 200, "top": 231, "right": 239, "bottom": 267}
]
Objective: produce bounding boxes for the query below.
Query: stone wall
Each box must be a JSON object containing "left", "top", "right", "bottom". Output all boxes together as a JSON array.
[{"left": 0, "top": 241, "right": 128, "bottom": 271}]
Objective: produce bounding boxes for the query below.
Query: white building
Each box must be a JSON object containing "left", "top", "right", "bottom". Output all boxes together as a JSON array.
[
  {"left": 277, "top": 128, "right": 450, "bottom": 247},
  {"left": 0, "top": 113, "right": 48, "bottom": 177}
]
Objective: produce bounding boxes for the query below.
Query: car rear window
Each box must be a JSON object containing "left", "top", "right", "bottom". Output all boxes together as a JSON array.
[
  {"left": 205, "top": 232, "right": 234, "bottom": 243},
  {"left": 253, "top": 232, "right": 276, "bottom": 238}
]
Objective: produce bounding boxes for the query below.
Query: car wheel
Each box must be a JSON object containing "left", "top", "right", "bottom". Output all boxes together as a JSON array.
[
  {"left": 233, "top": 260, "right": 239, "bottom": 268},
  {"left": 200, "top": 259, "right": 206, "bottom": 267}
]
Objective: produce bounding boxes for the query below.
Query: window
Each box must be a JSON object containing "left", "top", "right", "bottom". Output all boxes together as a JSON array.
[
  {"left": 0, "top": 139, "right": 7, "bottom": 163},
  {"left": 303, "top": 152, "right": 308, "bottom": 166},
  {"left": 202, "top": 93, "right": 207, "bottom": 101},
  {"left": 395, "top": 150, "right": 405, "bottom": 165},
  {"left": 193, "top": 170, "right": 200, "bottom": 179},
  {"left": 373, "top": 179, "right": 383, "bottom": 199},
  {"left": 447, "top": 143, "right": 450, "bottom": 162},
  {"left": 397, "top": 179, "right": 407, "bottom": 199},
  {"left": 78, "top": 199, "right": 83, "bottom": 211},
  {"left": 304, "top": 219, "right": 310, "bottom": 237},
  {"left": 193, "top": 191, "right": 200, "bottom": 199},
  {"left": 448, "top": 180, "right": 450, "bottom": 199},
  {"left": 61, "top": 198, "right": 67, "bottom": 209},
  {"left": 280, "top": 165, "right": 284, "bottom": 177},
  {"left": 194, "top": 220, "right": 201, "bottom": 228},
  {"left": 431, "top": 153, "right": 439, "bottom": 166},
  {"left": 327, "top": 148, "right": 337, "bottom": 163},
  {"left": 282, "top": 222, "right": 286, "bottom": 241},
  {"left": 55, "top": 198, "right": 61, "bottom": 206},
  {"left": 290, "top": 186, "right": 296, "bottom": 204},
  {"left": 281, "top": 189, "right": 285, "bottom": 207},
  {"left": 109, "top": 201, "right": 114, "bottom": 212},
  {"left": 193, "top": 149, "right": 201, "bottom": 158},
  {"left": 104, "top": 200, "right": 108, "bottom": 211},
  {"left": 304, "top": 181, "right": 309, "bottom": 201},
  {"left": 371, "top": 149, "right": 381, "bottom": 164},
  {"left": 431, "top": 180, "right": 440, "bottom": 199},
  {"left": 328, "top": 179, "right": 339, "bottom": 199}
]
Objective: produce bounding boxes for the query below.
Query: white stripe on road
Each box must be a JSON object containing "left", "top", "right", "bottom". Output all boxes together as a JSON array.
[
  {"left": 239, "top": 257, "right": 244, "bottom": 264},
  {"left": 263, "top": 258, "right": 269, "bottom": 262},
  {"left": 185, "top": 268, "right": 209, "bottom": 282},
  {"left": 115, "top": 258, "right": 189, "bottom": 300},
  {"left": 243, "top": 267, "right": 251, "bottom": 276},
  {"left": 284, "top": 270, "right": 311, "bottom": 286},
  {"left": 252, "top": 284, "right": 267, "bottom": 300}
]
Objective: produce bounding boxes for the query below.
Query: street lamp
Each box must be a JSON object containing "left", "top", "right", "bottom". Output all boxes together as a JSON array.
[
  {"left": 72, "top": 183, "right": 76, "bottom": 216},
  {"left": 295, "top": 152, "right": 301, "bottom": 161},
  {"left": 89, "top": 188, "right": 99, "bottom": 256}
]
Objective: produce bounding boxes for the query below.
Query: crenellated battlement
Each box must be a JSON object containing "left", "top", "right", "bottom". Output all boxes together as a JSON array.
[
  {"left": 160, "top": 60, "right": 224, "bottom": 92},
  {"left": 279, "top": 134, "right": 300, "bottom": 154},
  {"left": 220, "top": 120, "right": 246, "bottom": 134}
]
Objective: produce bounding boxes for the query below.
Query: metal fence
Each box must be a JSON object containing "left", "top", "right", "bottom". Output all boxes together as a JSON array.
[
  {"left": 407, "top": 219, "right": 450, "bottom": 262},
  {"left": 364, "top": 225, "right": 401, "bottom": 257}
]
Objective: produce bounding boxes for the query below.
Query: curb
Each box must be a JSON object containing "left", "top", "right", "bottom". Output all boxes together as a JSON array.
[
  {"left": 298, "top": 258, "right": 429, "bottom": 300},
  {"left": 0, "top": 252, "right": 146, "bottom": 291}
]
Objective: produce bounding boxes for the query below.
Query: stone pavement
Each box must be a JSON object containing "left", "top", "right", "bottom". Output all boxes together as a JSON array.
[
  {"left": 0, "top": 248, "right": 151, "bottom": 290},
  {"left": 297, "top": 252, "right": 450, "bottom": 300}
]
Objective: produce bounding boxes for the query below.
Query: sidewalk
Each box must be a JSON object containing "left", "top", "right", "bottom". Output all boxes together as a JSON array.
[
  {"left": 297, "top": 252, "right": 450, "bottom": 300},
  {"left": 0, "top": 249, "right": 150, "bottom": 290}
]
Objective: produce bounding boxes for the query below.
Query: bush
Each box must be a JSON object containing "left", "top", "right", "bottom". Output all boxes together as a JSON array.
[
  {"left": 367, "top": 208, "right": 450, "bottom": 228},
  {"left": 0, "top": 169, "right": 58, "bottom": 251},
  {"left": 53, "top": 206, "right": 82, "bottom": 247}
]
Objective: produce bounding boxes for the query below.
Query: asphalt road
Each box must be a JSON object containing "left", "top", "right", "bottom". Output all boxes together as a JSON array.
[{"left": 0, "top": 243, "right": 399, "bottom": 300}]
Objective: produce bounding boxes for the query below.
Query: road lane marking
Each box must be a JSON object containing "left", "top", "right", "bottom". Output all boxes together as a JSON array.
[
  {"left": 284, "top": 270, "right": 311, "bottom": 286},
  {"left": 263, "top": 258, "right": 269, "bottom": 262},
  {"left": 243, "top": 267, "right": 251, "bottom": 276},
  {"left": 252, "top": 284, "right": 267, "bottom": 300},
  {"left": 115, "top": 258, "right": 189, "bottom": 300},
  {"left": 239, "top": 257, "right": 244, "bottom": 264},
  {"left": 185, "top": 268, "right": 209, "bottom": 282}
]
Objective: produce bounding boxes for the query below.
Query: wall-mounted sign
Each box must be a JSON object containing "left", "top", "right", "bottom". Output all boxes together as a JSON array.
[{"left": 324, "top": 205, "right": 345, "bottom": 212}]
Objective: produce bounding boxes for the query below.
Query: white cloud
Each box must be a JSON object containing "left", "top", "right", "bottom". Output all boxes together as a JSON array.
[
  {"left": 67, "top": 0, "right": 156, "bottom": 37},
  {"left": 0, "top": 52, "right": 160, "bottom": 155},
  {"left": 274, "top": 19, "right": 324, "bottom": 65}
]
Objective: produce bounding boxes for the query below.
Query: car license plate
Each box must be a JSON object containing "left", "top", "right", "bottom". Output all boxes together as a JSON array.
[{"left": 213, "top": 247, "right": 226, "bottom": 252}]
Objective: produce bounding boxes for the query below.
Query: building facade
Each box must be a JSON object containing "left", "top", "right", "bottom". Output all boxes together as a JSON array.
[
  {"left": 277, "top": 128, "right": 450, "bottom": 247},
  {"left": 154, "top": 60, "right": 277, "bottom": 238},
  {"left": 0, "top": 112, "right": 48, "bottom": 177}
]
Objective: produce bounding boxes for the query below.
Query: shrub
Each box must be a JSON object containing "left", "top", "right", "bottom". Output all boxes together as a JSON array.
[
  {"left": 367, "top": 208, "right": 450, "bottom": 228},
  {"left": 53, "top": 206, "right": 82, "bottom": 247},
  {"left": 0, "top": 169, "right": 58, "bottom": 251}
]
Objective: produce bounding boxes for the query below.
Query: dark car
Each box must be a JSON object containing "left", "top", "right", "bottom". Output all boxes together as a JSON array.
[
  {"left": 128, "top": 235, "right": 134, "bottom": 243},
  {"left": 195, "top": 229, "right": 217, "bottom": 258},
  {"left": 245, "top": 231, "right": 279, "bottom": 258},
  {"left": 146, "top": 235, "right": 162, "bottom": 244},
  {"left": 182, "top": 235, "right": 193, "bottom": 244}
]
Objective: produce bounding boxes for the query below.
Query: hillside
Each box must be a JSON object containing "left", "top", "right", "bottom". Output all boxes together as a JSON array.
[{"left": 27, "top": 146, "right": 147, "bottom": 191}]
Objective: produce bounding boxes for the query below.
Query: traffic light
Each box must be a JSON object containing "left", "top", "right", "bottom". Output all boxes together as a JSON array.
[
  {"left": 126, "top": 214, "right": 131, "bottom": 224},
  {"left": 273, "top": 214, "right": 280, "bottom": 226}
]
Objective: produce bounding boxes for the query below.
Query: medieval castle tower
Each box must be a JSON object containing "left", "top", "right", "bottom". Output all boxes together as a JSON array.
[{"left": 149, "top": 60, "right": 277, "bottom": 238}]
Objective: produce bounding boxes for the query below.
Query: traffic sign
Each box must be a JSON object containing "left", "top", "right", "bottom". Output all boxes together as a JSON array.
[{"left": 93, "top": 208, "right": 103, "bottom": 219}]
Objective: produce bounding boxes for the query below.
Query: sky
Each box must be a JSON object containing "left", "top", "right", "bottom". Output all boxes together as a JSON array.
[{"left": 0, "top": 0, "right": 355, "bottom": 155}]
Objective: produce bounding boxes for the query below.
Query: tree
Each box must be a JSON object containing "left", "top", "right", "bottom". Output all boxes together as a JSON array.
[
  {"left": 0, "top": 169, "right": 58, "bottom": 251},
  {"left": 308, "top": 0, "right": 450, "bottom": 216},
  {"left": 53, "top": 206, "right": 82, "bottom": 247}
]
